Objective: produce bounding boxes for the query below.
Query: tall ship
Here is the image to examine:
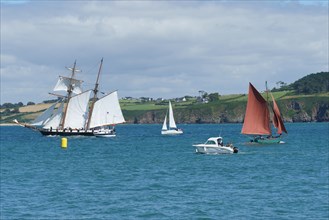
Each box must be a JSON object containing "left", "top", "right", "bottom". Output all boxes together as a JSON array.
[
  {"left": 241, "top": 82, "right": 287, "bottom": 144},
  {"left": 15, "top": 59, "right": 125, "bottom": 137}
]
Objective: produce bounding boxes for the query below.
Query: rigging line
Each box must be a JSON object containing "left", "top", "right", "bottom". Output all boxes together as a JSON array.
[
  {"left": 83, "top": 62, "right": 99, "bottom": 77},
  {"left": 84, "top": 59, "right": 105, "bottom": 78}
]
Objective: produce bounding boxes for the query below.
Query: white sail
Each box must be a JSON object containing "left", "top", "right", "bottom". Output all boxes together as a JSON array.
[
  {"left": 63, "top": 90, "right": 92, "bottom": 129},
  {"left": 43, "top": 102, "right": 64, "bottom": 129},
  {"left": 54, "top": 76, "right": 83, "bottom": 94},
  {"left": 31, "top": 102, "right": 57, "bottom": 126},
  {"left": 162, "top": 115, "right": 168, "bottom": 131},
  {"left": 168, "top": 101, "right": 177, "bottom": 129},
  {"left": 89, "top": 91, "right": 125, "bottom": 128}
]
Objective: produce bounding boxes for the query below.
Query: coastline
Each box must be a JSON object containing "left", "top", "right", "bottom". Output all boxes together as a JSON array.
[{"left": 0, "top": 123, "right": 19, "bottom": 126}]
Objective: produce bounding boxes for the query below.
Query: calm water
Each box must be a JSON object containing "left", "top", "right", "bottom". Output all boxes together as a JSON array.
[{"left": 1, "top": 123, "right": 328, "bottom": 219}]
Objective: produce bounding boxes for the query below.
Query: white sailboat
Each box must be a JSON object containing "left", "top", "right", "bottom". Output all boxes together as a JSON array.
[
  {"left": 161, "top": 101, "right": 183, "bottom": 135},
  {"left": 15, "top": 59, "right": 125, "bottom": 137}
]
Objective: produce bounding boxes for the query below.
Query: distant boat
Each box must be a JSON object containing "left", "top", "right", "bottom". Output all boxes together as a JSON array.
[
  {"left": 161, "top": 101, "right": 183, "bottom": 135},
  {"left": 15, "top": 58, "right": 125, "bottom": 137},
  {"left": 241, "top": 82, "right": 287, "bottom": 144},
  {"left": 193, "top": 136, "right": 238, "bottom": 154}
]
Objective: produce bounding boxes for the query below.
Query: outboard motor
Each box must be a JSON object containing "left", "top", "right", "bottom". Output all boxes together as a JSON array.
[{"left": 233, "top": 147, "right": 238, "bottom": 153}]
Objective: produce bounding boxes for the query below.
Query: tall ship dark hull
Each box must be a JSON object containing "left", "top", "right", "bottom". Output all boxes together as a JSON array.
[
  {"left": 38, "top": 128, "right": 116, "bottom": 137},
  {"left": 39, "top": 129, "right": 95, "bottom": 136}
]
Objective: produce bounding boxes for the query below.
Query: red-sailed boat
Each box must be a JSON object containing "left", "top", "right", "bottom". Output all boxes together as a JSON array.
[{"left": 241, "top": 82, "right": 287, "bottom": 144}]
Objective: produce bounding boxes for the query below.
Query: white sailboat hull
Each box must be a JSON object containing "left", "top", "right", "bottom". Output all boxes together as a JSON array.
[
  {"left": 161, "top": 129, "right": 183, "bottom": 135},
  {"left": 93, "top": 128, "right": 116, "bottom": 137}
]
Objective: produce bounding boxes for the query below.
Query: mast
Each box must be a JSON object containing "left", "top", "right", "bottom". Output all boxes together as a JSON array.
[
  {"left": 59, "top": 60, "right": 78, "bottom": 129},
  {"left": 265, "top": 81, "right": 269, "bottom": 103},
  {"left": 265, "top": 81, "right": 272, "bottom": 135},
  {"left": 86, "top": 58, "right": 103, "bottom": 129}
]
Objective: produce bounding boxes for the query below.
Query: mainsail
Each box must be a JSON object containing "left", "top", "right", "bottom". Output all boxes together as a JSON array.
[
  {"left": 241, "top": 83, "right": 271, "bottom": 135},
  {"left": 88, "top": 91, "right": 125, "bottom": 128},
  {"left": 63, "top": 90, "right": 92, "bottom": 129},
  {"left": 168, "top": 101, "right": 177, "bottom": 129}
]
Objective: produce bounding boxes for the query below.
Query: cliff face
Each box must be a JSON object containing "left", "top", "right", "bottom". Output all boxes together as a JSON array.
[
  {"left": 125, "top": 99, "right": 329, "bottom": 124},
  {"left": 2, "top": 94, "right": 328, "bottom": 125},
  {"left": 288, "top": 102, "right": 329, "bottom": 122}
]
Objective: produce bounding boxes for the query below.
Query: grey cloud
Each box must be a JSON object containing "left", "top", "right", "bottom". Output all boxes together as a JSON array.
[{"left": 1, "top": 1, "right": 328, "bottom": 103}]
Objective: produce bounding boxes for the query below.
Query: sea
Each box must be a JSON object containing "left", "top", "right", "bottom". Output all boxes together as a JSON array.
[{"left": 0, "top": 123, "right": 328, "bottom": 219}]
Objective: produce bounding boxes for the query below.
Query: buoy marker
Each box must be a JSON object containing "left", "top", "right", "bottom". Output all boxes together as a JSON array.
[{"left": 61, "top": 137, "right": 67, "bottom": 148}]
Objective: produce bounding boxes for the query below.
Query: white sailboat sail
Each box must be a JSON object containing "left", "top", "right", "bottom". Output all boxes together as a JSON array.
[
  {"left": 89, "top": 91, "right": 125, "bottom": 128},
  {"left": 54, "top": 76, "right": 83, "bottom": 94},
  {"left": 43, "top": 102, "right": 64, "bottom": 129},
  {"left": 63, "top": 90, "right": 92, "bottom": 129},
  {"left": 161, "top": 101, "right": 183, "bottom": 135},
  {"left": 168, "top": 101, "right": 177, "bottom": 129},
  {"left": 162, "top": 115, "right": 168, "bottom": 131},
  {"left": 31, "top": 102, "right": 57, "bottom": 126}
]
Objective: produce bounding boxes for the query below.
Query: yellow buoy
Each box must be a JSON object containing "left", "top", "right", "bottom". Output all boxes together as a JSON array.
[{"left": 61, "top": 137, "right": 67, "bottom": 148}]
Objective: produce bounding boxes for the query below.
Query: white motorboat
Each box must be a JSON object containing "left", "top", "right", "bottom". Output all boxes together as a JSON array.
[
  {"left": 93, "top": 127, "right": 116, "bottom": 138},
  {"left": 193, "top": 137, "right": 238, "bottom": 154},
  {"left": 161, "top": 101, "right": 183, "bottom": 135}
]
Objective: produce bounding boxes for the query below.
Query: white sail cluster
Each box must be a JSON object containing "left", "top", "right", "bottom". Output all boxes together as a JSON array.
[
  {"left": 161, "top": 101, "right": 183, "bottom": 135},
  {"left": 34, "top": 72, "right": 125, "bottom": 131},
  {"left": 162, "top": 101, "right": 178, "bottom": 131}
]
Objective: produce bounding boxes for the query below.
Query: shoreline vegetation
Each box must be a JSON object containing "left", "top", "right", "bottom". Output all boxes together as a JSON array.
[
  {"left": 1, "top": 91, "right": 328, "bottom": 125},
  {"left": 1, "top": 72, "right": 329, "bottom": 125}
]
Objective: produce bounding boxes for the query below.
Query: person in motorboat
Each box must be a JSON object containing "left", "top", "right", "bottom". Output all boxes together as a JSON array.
[{"left": 218, "top": 138, "right": 224, "bottom": 146}]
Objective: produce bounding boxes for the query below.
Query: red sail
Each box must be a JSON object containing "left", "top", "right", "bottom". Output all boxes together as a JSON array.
[
  {"left": 241, "top": 83, "right": 271, "bottom": 135},
  {"left": 271, "top": 93, "right": 287, "bottom": 134}
]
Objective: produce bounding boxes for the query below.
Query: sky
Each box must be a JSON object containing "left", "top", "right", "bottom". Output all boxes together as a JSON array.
[{"left": 1, "top": 0, "right": 328, "bottom": 104}]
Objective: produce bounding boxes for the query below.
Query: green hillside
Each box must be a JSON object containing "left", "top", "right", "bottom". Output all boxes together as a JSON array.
[
  {"left": 273, "top": 71, "right": 329, "bottom": 94},
  {"left": 1, "top": 72, "right": 329, "bottom": 124},
  {"left": 121, "top": 92, "right": 329, "bottom": 124}
]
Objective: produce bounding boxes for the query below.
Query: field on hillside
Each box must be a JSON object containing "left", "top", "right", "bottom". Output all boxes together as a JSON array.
[{"left": 1, "top": 91, "right": 328, "bottom": 124}]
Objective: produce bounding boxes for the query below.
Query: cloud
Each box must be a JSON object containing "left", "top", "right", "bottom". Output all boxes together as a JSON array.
[{"left": 1, "top": 1, "right": 328, "bottom": 104}]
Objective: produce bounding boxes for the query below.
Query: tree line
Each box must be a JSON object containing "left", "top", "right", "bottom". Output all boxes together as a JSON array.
[
  {"left": 272, "top": 71, "right": 329, "bottom": 94},
  {"left": 1, "top": 72, "right": 328, "bottom": 109},
  {"left": 0, "top": 98, "right": 59, "bottom": 109}
]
